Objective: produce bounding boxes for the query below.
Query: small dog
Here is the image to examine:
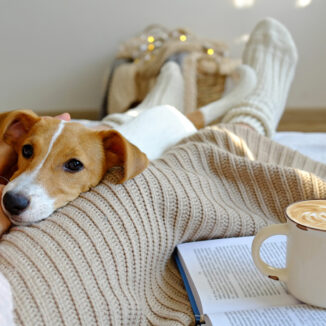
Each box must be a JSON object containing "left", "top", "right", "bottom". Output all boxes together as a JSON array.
[
  {"left": 0, "top": 106, "right": 198, "bottom": 225},
  {"left": 0, "top": 109, "right": 151, "bottom": 225}
]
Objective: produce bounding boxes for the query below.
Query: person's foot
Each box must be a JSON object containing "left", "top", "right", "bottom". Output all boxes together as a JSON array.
[
  {"left": 195, "top": 64, "right": 257, "bottom": 126},
  {"left": 135, "top": 61, "right": 184, "bottom": 112},
  {"left": 221, "top": 17, "right": 298, "bottom": 137},
  {"left": 102, "top": 61, "right": 184, "bottom": 128}
]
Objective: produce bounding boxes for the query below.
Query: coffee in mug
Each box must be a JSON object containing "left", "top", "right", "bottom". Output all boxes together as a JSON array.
[
  {"left": 286, "top": 200, "right": 326, "bottom": 230},
  {"left": 252, "top": 199, "right": 326, "bottom": 308}
]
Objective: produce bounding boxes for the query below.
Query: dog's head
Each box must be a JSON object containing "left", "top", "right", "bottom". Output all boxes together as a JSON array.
[{"left": 0, "top": 110, "right": 148, "bottom": 225}]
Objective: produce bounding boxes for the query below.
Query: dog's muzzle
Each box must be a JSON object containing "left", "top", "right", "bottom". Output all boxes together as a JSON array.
[{"left": 2, "top": 191, "right": 30, "bottom": 216}]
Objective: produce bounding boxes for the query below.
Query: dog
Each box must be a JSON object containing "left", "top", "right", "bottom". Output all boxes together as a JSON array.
[
  {"left": 0, "top": 106, "right": 198, "bottom": 225},
  {"left": 0, "top": 65, "right": 254, "bottom": 226}
]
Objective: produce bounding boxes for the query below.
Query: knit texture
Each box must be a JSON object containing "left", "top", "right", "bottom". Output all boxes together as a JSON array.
[
  {"left": 1, "top": 125, "right": 326, "bottom": 325},
  {"left": 103, "top": 62, "right": 185, "bottom": 129},
  {"left": 198, "top": 64, "right": 257, "bottom": 125},
  {"left": 136, "top": 61, "right": 184, "bottom": 113},
  {"left": 221, "top": 18, "right": 298, "bottom": 137}
]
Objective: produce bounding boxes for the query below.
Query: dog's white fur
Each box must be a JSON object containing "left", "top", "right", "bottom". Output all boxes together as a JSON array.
[
  {"left": 74, "top": 105, "right": 197, "bottom": 160},
  {"left": 114, "top": 105, "right": 197, "bottom": 160}
]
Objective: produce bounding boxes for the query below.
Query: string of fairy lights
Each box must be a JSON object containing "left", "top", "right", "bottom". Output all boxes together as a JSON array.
[{"left": 146, "top": 33, "right": 214, "bottom": 56}]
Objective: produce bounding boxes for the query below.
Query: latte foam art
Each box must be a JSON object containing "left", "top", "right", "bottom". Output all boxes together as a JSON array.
[{"left": 287, "top": 200, "right": 326, "bottom": 230}]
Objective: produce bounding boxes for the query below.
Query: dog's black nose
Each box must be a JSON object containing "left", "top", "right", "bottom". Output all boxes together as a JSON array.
[{"left": 3, "top": 191, "right": 30, "bottom": 215}]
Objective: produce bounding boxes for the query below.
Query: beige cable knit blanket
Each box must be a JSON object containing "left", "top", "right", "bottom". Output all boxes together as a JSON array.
[{"left": 1, "top": 124, "right": 326, "bottom": 326}]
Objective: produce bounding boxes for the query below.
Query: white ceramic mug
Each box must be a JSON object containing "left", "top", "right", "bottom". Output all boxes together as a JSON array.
[{"left": 252, "top": 199, "right": 326, "bottom": 308}]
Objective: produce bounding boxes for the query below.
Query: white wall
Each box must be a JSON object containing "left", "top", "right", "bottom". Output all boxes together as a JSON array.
[{"left": 0, "top": 0, "right": 325, "bottom": 116}]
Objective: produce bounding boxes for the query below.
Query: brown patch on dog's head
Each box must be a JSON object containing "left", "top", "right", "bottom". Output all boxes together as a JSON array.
[{"left": 40, "top": 126, "right": 148, "bottom": 210}]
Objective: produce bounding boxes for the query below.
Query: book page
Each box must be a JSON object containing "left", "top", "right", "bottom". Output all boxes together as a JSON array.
[
  {"left": 205, "top": 304, "right": 326, "bottom": 326},
  {"left": 177, "top": 236, "right": 298, "bottom": 314}
]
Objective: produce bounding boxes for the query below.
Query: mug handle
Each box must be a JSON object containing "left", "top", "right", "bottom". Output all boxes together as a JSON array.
[{"left": 251, "top": 223, "right": 289, "bottom": 282}]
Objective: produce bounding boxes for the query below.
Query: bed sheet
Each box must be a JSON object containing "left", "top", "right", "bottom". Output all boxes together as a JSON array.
[{"left": 273, "top": 132, "right": 326, "bottom": 164}]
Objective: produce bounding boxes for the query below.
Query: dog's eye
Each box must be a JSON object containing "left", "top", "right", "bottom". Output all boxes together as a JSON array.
[
  {"left": 22, "top": 144, "right": 33, "bottom": 158},
  {"left": 64, "top": 159, "right": 84, "bottom": 172}
]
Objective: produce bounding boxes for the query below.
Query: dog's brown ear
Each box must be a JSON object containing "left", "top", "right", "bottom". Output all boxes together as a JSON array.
[
  {"left": 0, "top": 110, "right": 40, "bottom": 148},
  {"left": 100, "top": 130, "right": 149, "bottom": 183}
]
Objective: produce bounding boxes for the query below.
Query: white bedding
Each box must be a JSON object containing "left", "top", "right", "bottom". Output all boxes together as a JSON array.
[
  {"left": 273, "top": 132, "right": 326, "bottom": 164},
  {"left": 0, "top": 271, "right": 14, "bottom": 326},
  {"left": 0, "top": 131, "right": 325, "bottom": 325}
]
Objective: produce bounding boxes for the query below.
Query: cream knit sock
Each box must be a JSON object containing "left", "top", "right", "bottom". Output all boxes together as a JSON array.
[
  {"left": 102, "top": 61, "right": 184, "bottom": 128},
  {"left": 135, "top": 60, "right": 184, "bottom": 112},
  {"left": 221, "top": 17, "right": 298, "bottom": 137},
  {"left": 197, "top": 64, "right": 257, "bottom": 125}
]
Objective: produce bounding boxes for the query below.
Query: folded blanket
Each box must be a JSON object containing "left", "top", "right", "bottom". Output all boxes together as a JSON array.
[{"left": 0, "top": 124, "right": 325, "bottom": 325}]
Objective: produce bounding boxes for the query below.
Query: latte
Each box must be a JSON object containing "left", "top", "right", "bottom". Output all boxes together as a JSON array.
[{"left": 286, "top": 200, "right": 326, "bottom": 230}]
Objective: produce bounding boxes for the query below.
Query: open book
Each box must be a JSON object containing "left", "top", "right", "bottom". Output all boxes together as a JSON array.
[{"left": 175, "top": 235, "right": 326, "bottom": 325}]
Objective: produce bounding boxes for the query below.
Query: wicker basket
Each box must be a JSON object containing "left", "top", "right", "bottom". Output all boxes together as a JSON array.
[{"left": 102, "top": 25, "right": 239, "bottom": 117}]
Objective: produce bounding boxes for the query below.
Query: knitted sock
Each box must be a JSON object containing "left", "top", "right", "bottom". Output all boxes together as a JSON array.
[
  {"left": 197, "top": 64, "right": 257, "bottom": 125},
  {"left": 134, "top": 60, "right": 184, "bottom": 111},
  {"left": 221, "top": 17, "right": 298, "bottom": 137},
  {"left": 102, "top": 61, "right": 184, "bottom": 128}
]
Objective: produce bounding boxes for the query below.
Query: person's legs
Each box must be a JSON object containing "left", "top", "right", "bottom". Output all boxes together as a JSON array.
[
  {"left": 187, "top": 64, "right": 257, "bottom": 128},
  {"left": 220, "top": 18, "right": 298, "bottom": 137},
  {"left": 103, "top": 17, "right": 298, "bottom": 139}
]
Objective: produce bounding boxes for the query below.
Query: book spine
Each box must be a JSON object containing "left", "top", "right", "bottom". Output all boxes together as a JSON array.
[{"left": 174, "top": 250, "right": 205, "bottom": 325}]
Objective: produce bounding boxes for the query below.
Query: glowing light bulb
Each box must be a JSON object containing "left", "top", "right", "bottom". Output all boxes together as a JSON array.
[
  {"left": 233, "top": 0, "right": 255, "bottom": 8},
  {"left": 295, "top": 0, "right": 312, "bottom": 8},
  {"left": 179, "top": 34, "right": 187, "bottom": 42},
  {"left": 207, "top": 48, "right": 215, "bottom": 55},
  {"left": 147, "top": 43, "right": 155, "bottom": 51},
  {"left": 147, "top": 36, "right": 155, "bottom": 43}
]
